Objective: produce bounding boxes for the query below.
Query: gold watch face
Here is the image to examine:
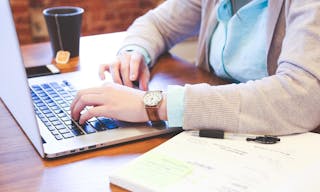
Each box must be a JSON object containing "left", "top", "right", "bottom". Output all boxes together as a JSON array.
[{"left": 143, "top": 91, "right": 162, "bottom": 106}]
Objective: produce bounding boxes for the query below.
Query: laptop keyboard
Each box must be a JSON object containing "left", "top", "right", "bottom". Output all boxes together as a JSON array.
[{"left": 30, "top": 80, "right": 119, "bottom": 140}]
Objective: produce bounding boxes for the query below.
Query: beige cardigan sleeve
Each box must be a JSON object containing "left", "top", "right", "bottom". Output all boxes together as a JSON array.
[{"left": 121, "top": 0, "right": 202, "bottom": 67}]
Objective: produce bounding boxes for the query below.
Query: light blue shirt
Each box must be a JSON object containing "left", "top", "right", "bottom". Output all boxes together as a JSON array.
[
  {"left": 210, "top": 0, "right": 268, "bottom": 82},
  {"left": 128, "top": 0, "right": 269, "bottom": 127}
]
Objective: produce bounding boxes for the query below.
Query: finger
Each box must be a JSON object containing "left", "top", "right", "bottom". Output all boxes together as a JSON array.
[
  {"left": 119, "top": 53, "right": 133, "bottom": 87},
  {"left": 79, "top": 106, "right": 109, "bottom": 124},
  {"left": 109, "top": 59, "right": 123, "bottom": 85},
  {"left": 71, "top": 93, "right": 106, "bottom": 121},
  {"left": 98, "top": 64, "right": 110, "bottom": 80},
  {"left": 129, "top": 52, "right": 142, "bottom": 81},
  {"left": 70, "top": 87, "right": 104, "bottom": 116},
  {"left": 139, "top": 69, "right": 150, "bottom": 91},
  {"left": 71, "top": 94, "right": 102, "bottom": 120}
]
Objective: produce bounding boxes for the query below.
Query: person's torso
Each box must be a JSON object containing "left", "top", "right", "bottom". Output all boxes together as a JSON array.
[{"left": 209, "top": 0, "right": 268, "bottom": 82}]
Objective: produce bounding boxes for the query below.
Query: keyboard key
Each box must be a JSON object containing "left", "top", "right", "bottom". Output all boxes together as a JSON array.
[
  {"left": 48, "top": 117, "right": 58, "bottom": 122},
  {"left": 58, "top": 128, "right": 70, "bottom": 134},
  {"left": 98, "top": 117, "right": 119, "bottom": 129},
  {"left": 60, "top": 103, "right": 69, "bottom": 108},
  {"left": 47, "top": 125, "right": 55, "bottom": 131},
  {"left": 54, "top": 121, "right": 64, "bottom": 127},
  {"left": 38, "top": 114, "right": 45, "bottom": 119},
  {"left": 68, "top": 123, "right": 84, "bottom": 136},
  {"left": 36, "top": 102, "right": 45, "bottom": 107},
  {"left": 45, "top": 113, "right": 55, "bottom": 118},
  {"left": 89, "top": 120, "right": 106, "bottom": 131},
  {"left": 61, "top": 116, "right": 70, "bottom": 121},
  {"left": 51, "top": 105, "right": 59, "bottom": 110},
  {"left": 42, "top": 109, "right": 51, "bottom": 114},
  {"left": 31, "top": 85, "right": 41, "bottom": 90},
  {"left": 54, "top": 134, "right": 63, "bottom": 140},
  {"left": 44, "top": 122, "right": 51, "bottom": 127},
  {"left": 55, "top": 124, "right": 66, "bottom": 130},
  {"left": 62, "top": 132, "right": 74, "bottom": 139},
  {"left": 82, "top": 123, "right": 96, "bottom": 134},
  {"left": 39, "top": 106, "right": 48, "bottom": 110},
  {"left": 56, "top": 111, "right": 67, "bottom": 117},
  {"left": 70, "top": 128, "right": 84, "bottom": 136},
  {"left": 64, "top": 121, "right": 72, "bottom": 126},
  {"left": 51, "top": 130, "right": 59, "bottom": 135}
]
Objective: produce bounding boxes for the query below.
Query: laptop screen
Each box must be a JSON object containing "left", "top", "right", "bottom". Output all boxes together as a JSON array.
[{"left": 0, "top": 0, "right": 45, "bottom": 157}]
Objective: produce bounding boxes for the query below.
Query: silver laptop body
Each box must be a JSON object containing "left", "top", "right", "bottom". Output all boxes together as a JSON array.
[{"left": 0, "top": 0, "right": 180, "bottom": 158}]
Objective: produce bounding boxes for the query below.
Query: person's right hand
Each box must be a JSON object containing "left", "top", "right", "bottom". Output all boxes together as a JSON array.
[{"left": 99, "top": 51, "right": 150, "bottom": 91}]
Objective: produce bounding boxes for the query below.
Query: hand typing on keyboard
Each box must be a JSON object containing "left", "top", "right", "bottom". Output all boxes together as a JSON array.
[
  {"left": 32, "top": 81, "right": 125, "bottom": 140},
  {"left": 70, "top": 82, "right": 167, "bottom": 124}
]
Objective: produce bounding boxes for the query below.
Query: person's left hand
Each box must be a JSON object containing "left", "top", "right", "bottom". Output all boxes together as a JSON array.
[
  {"left": 70, "top": 82, "right": 149, "bottom": 124},
  {"left": 98, "top": 51, "right": 150, "bottom": 91}
]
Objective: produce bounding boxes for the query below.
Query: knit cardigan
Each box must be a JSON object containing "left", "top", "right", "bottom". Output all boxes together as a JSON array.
[{"left": 121, "top": 0, "right": 320, "bottom": 135}]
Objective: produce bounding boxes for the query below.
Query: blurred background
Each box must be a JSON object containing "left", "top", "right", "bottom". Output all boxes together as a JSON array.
[{"left": 10, "top": 0, "right": 197, "bottom": 63}]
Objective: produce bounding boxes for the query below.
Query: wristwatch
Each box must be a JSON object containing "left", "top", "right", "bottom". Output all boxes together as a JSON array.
[{"left": 143, "top": 90, "right": 163, "bottom": 122}]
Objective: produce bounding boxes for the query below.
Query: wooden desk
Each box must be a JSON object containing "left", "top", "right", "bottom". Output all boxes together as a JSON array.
[{"left": 0, "top": 32, "right": 228, "bottom": 192}]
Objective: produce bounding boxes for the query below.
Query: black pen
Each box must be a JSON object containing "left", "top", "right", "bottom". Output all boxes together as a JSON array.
[
  {"left": 198, "top": 129, "right": 280, "bottom": 144},
  {"left": 199, "top": 129, "right": 225, "bottom": 139}
]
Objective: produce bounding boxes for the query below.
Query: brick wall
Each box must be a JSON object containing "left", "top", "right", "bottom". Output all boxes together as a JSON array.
[{"left": 10, "top": 0, "right": 163, "bottom": 45}]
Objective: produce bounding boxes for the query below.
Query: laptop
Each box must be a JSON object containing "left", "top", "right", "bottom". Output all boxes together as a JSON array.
[{"left": 0, "top": 0, "right": 180, "bottom": 158}]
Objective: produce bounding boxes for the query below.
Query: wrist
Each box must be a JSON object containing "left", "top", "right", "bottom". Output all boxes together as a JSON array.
[
  {"left": 140, "top": 92, "right": 150, "bottom": 122},
  {"left": 159, "top": 92, "right": 167, "bottom": 121},
  {"left": 142, "top": 90, "right": 167, "bottom": 122}
]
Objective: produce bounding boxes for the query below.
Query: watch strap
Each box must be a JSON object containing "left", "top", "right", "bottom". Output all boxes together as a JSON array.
[{"left": 145, "top": 105, "right": 161, "bottom": 122}]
